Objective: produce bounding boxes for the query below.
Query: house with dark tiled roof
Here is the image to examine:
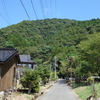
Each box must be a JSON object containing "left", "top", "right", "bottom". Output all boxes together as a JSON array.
[
  {"left": 19, "top": 55, "right": 35, "bottom": 68},
  {"left": 0, "top": 48, "right": 20, "bottom": 91},
  {"left": 0, "top": 48, "right": 38, "bottom": 92},
  {"left": 17, "top": 55, "right": 37, "bottom": 80}
]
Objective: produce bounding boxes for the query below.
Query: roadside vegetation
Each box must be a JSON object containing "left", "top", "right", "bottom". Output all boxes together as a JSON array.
[
  {"left": 19, "top": 65, "right": 54, "bottom": 93},
  {"left": 5, "top": 66, "right": 54, "bottom": 100},
  {"left": 72, "top": 81, "right": 100, "bottom": 100}
]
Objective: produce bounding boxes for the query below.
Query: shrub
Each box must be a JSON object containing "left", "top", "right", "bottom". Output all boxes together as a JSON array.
[
  {"left": 37, "top": 65, "right": 50, "bottom": 85},
  {"left": 87, "top": 77, "right": 94, "bottom": 84},
  {"left": 20, "top": 68, "right": 40, "bottom": 93}
]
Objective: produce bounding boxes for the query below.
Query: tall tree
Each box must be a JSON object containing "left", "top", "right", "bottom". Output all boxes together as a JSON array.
[{"left": 79, "top": 33, "right": 100, "bottom": 76}]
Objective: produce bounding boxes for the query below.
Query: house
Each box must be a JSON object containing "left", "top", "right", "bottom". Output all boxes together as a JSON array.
[
  {"left": 19, "top": 55, "right": 36, "bottom": 68},
  {"left": 0, "top": 48, "right": 20, "bottom": 91},
  {"left": 17, "top": 55, "right": 37, "bottom": 80}
]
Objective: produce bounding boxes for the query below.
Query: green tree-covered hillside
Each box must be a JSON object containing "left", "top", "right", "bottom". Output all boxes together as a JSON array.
[{"left": 1, "top": 18, "right": 100, "bottom": 78}]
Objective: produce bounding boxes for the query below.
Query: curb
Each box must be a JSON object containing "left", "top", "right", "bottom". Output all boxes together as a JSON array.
[{"left": 33, "top": 85, "right": 53, "bottom": 100}]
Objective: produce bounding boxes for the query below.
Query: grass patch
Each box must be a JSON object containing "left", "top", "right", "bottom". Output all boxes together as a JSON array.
[
  {"left": 26, "top": 95, "right": 33, "bottom": 99},
  {"left": 96, "top": 83, "right": 100, "bottom": 97},
  {"left": 72, "top": 82, "right": 100, "bottom": 100},
  {"left": 72, "top": 81, "right": 85, "bottom": 89}
]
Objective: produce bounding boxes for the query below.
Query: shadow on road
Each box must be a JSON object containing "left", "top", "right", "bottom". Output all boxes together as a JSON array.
[
  {"left": 57, "top": 79, "right": 66, "bottom": 84},
  {"left": 57, "top": 79, "right": 72, "bottom": 87}
]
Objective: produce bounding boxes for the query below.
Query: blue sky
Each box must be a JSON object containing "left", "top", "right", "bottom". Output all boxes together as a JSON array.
[{"left": 0, "top": 0, "right": 100, "bottom": 28}]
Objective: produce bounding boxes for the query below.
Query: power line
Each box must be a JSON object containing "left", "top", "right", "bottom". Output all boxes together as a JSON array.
[
  {"left": 0, "top": 13, "right": 20, "bottom": 36},
  {"left": 30, "top": 0, "right": 38, "bottom": 20},
  {"left": 45, "top": 0, "right": 47, "bottom": 10},
  {"left": 50, "top": 0, "right": 52, "bottom": 19},
  {"left": 1, "top": 0, "right": 11, "bottom": 25},
  {"left": 0, "top": 13, "right": 10, "bottom": 25},
  {"left": 45, "top": 0, "right": 48, "bottom": 18},
  {"left": 39, "top": 0, "right": 45, "bottom": 19},
  {"left": 55, "top": 0, "right": 57, "bottom": 18},
  {"left": 20, "top": 0, "right": 31, "bottom": 20}
]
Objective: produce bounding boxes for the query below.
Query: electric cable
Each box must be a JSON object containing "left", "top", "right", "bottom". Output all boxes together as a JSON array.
[
  {"left": 1, "top": 0, "right": 11, "bottom": 25},
  {"left": 0, "top": 13, "right": 10, "bottom": 25},
  {"left": 45, "top": 0, "right": 48, "bottom": 18},
  {"left": 20, "top": 0, "right": 31, "bottom": 20},
  {"left": 55, "top": 0, "right": 57, "bottom": 18},
  {"left": 39, "top": 0, "right": 45, "bottom": 19},
  {"left": 30, "top": 0, "right": 38, "bottom": 20},
  {"left": 50, "top": 0, "right": 52, "bottom": 19}
]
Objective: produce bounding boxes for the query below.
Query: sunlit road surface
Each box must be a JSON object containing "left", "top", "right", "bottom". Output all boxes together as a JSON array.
[{"left": 37, "top": 79, "right": 81, "bottom": 100}]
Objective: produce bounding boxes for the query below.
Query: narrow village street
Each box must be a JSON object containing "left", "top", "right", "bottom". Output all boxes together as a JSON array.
[{"left": 37, "top": 79, "right": 81, "bottom": 100}]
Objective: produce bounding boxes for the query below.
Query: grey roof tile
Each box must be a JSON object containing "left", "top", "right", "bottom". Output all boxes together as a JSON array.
[
  {"left": 19, "top": 55, "right": 35, "bottom": 64},
  {"left": 0, "top": 48, "right": 18, "bottom": 63}
]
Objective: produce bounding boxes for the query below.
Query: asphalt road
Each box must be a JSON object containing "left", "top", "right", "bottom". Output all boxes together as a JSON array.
[{"left": 37, "top": 79, "right": 81, "bottom": 100}]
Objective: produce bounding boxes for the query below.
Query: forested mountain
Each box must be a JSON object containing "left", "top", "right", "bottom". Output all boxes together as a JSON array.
[{"left": 1, "top": 18, "right": 100, "bottom": 78}]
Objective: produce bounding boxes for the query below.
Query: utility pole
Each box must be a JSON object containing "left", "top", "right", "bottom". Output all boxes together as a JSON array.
[
  {"left": 49, "top": 62, "right": 52, "bottom": 85},
  {"left": 68, "top": 57, "right": 73, "bottom": 82},
  {"left": 54, "top": 56, "right": 58, "bottom": 79},
  {"left": 50, "top": 62, "right": 52, "bottom": 80}
]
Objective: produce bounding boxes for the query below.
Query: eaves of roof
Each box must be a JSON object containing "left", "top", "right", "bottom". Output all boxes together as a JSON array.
[
  {"left": 19, "top": 55, "right": 35, "bottom": 64},
  {"left": 0, "top": 48, "right": 19, "bottom": 64}
]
